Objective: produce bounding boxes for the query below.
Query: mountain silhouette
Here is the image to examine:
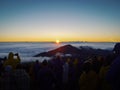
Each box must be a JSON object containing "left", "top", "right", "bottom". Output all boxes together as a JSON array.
[
  {"left": 34, "top": 44, "right": 112, "bottom": 58},
  {"left": 34, "top": 44, "right": 81, "bottom": 57}
]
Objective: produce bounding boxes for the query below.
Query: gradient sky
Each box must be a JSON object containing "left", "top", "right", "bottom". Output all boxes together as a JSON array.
[{"left": 0, "top": 0, "right": 120, "bottom": 42}]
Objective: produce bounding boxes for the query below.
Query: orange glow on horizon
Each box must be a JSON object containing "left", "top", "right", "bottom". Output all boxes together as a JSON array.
[
  {"left": 0, "top": 36, "right": 120, "bottom": 42},
  {"left": 56, "top": 40, "right": 60, "bottom": 44}
]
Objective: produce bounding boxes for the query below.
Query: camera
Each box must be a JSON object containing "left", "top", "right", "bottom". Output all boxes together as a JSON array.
[{"left": 14, "top": 53, "right": 18, "bottom": 56}]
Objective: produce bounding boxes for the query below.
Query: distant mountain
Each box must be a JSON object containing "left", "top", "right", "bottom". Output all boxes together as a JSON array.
[
  {"left": 34, "top": 44, "right": 112, "bottom": 57},
  {"left": 34, "top": 44, "right": 81, "bottom": 57}
]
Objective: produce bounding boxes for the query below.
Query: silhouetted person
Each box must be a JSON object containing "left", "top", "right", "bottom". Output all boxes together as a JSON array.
[
  {"left": 0, "top": 65, "right": 13, "bottom": 90},
  {"left": 106, "top": 43, "right": 120, "bottom": 90},
  {"left": 99, "top": 56, "right": 112, "bottom": 90},
  {"left": 37, "top": 60, "right": 55, "bottom": 90},
  {"left": 79, "top": 62, "right": 98, "bottom": 90},
  {"left": 92, "top": 56, "right": 103, "bottom": 74},
  {"left": 68, "top": 60, "right": 77, "bottom": 90},
  {"left": 53, "top": 56, "right": 63, "bottom": 90},
  {"left": 33, "top": 60, "right": 41, "bottom": 79},
  {"left": 0, "top": 60, "right": 3, "bottom": 76},
  {"left": 4, "top": 52, "right": 21, "bottom": 69},
  {"left": 62, "top": 60, "right": 69, "bottom": 90},
  {"left": 13, "top": 64, "right": 30, "bottom": 90}
]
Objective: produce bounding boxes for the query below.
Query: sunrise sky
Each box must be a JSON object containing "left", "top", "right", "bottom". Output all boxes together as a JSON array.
[{"left": 0, "top": 0, "right": 120, "bottom": 42}]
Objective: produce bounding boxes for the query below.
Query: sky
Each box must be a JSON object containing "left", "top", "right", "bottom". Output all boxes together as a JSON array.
[{"left": 0, "top": 0, "right": 120, "bottom": 42}]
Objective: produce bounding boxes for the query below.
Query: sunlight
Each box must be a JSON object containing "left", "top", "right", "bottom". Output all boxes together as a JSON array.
[{"left": 56, "top": 40, "right": 60, "bottom": 44}]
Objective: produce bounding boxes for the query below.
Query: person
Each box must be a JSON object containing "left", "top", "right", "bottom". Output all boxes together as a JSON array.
[
  {"left": 68, "top": 60, "right": 77, "bottom": 90},
  {"left": 99, "top": 56, "right": 112, "bottom": 90},
  {"left": 106, "top": 43, "right": 120, "bottom": 90},
  {"left": 4, "top": 52, "right": 21, "bottom": 69},
  {"left": 33, "top": 60, "right": 41, "bottom": 79},
  {"left": 13, "top": 64, "right": 30, "bottom": 90},
  {"left": 79, "top": 61, "right": 98, "bottom": 90},
  {"left": 53, "top": 56, "right": 63, "bottom": 90},
  {"left": 62, "top": 60, "right": 69, "bottom": 90},
  {"left": 92, "top": 56, "right": 103, "bottom": 74},
  {"left": 62, "top": 60, "right": 69, "bottom": 84},
  {"left": 37, "top": 60, "right": 55, "bottom": 90},
  {"left": 0, "top": 60, "right": 3, "bottom": 77},
  {"left": 0, "top": 65, "right": 14, "bottom": 90}
]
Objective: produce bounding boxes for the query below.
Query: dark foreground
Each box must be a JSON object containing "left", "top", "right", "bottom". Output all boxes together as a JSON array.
[{"left": 0, "top": 43, "right": 120, "bottom": 90}]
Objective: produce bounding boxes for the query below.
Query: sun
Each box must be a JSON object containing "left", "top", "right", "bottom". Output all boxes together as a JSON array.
[{"left": 56, "top": 40, "right": 60, "bottom": 44}]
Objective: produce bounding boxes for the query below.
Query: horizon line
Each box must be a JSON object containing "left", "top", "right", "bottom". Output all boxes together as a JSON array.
[{"left": 0, "top": 41, "right": 119, "bottom": 43}]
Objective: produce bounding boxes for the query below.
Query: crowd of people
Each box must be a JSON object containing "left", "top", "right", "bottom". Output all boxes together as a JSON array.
[{"left": 0, "top": 43, "right": 120, "bottom": 90}]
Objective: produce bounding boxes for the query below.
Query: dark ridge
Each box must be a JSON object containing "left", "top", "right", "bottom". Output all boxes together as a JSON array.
[
  {"left": 34, "top": 44, "right": 81, "bottom": 57},
  {"left": 34, "top": 44, "right": 112, "bottom": 57}
]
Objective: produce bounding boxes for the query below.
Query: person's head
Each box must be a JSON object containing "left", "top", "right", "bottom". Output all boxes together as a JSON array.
[
  {"left": 8, "top": 52, "right": 14, "bottom": 60},
  {"left": 35, "top": 60, "right": 39, "bottom": 64},
  {"left": 42, "top": 60, "right": 48, "bottom": 67},
  {"left": 113, "top": 43, "right": 120, "bottom": 56},
  {"left": 83, "top": 62, "right": 92, "bottom": 73}
]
